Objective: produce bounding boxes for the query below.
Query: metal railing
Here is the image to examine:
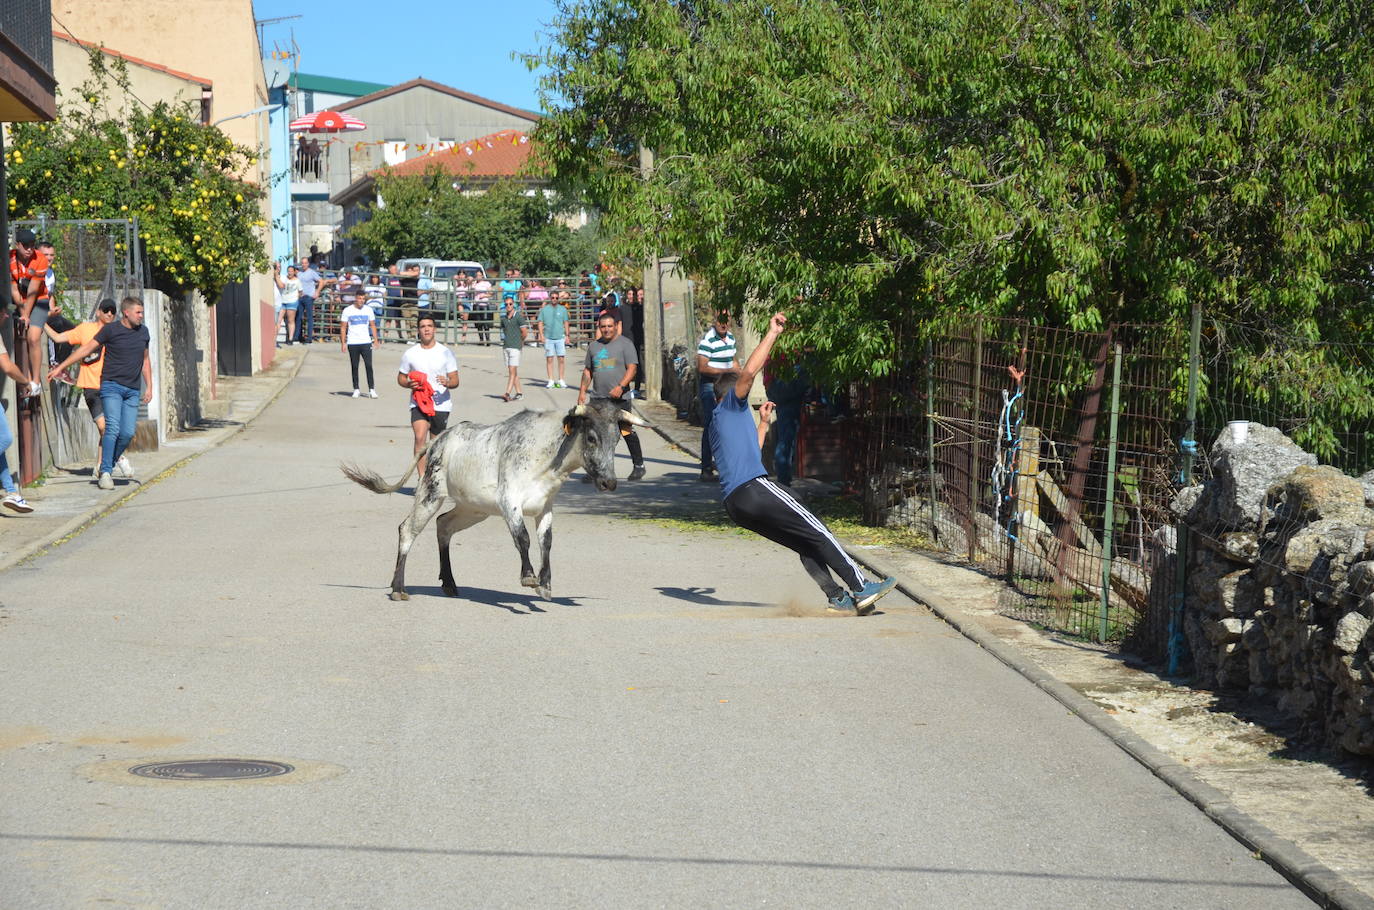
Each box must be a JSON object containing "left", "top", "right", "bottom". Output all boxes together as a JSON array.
[{"left": 307, "top": 272, "right": 638, "bottom": 348}]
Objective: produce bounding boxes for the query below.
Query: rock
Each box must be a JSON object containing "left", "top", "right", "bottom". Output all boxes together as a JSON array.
[
  {"left": 1334, "top": 612, "right": 1371, "bottom": 654},
  {"left": 1272, "top": 465, "right": 1369, "bottom": 525},
  {"left": 1206, "top": 617, "right": 1247, "bottom": 644},
  {"left": 1170, "top": 484, "right": 1202, "bottom": 521},
  {"left": 1358, "top": 468, "right": 1374, "bottom": 509},
  {"left": 1200, "top": 424, "right": 1316, "bottom": 531}
]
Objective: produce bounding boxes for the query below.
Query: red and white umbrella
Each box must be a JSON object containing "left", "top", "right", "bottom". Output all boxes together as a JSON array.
[{"left": 289, "top": 110, "right": 366, "bottom": 133}]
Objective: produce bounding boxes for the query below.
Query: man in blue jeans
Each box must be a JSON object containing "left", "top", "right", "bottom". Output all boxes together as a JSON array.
[
  {"left": 294, "top": 257, "right": 334, "bottom": 344},
  {"left": 0, "top": 333, "right": 38, "bottom": 512},
  {"left": 48, "top": 296, "right": 151, "bottom": 491}
]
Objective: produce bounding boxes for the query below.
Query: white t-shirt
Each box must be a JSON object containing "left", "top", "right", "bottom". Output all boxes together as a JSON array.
[
  {"left": 398, "top": 342, "right": 459, "bottom": 412},
  {"left": 279, "top": 276, "right": 302, "bottom": 304},
  {"left": 363, "top": 284, "right": 385, "bottom": 314},
  {"left": 340, "top": 303, "right": 375, "bottom": 345}
]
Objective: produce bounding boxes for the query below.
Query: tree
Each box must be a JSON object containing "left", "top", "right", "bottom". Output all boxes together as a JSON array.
[
  {"left": 6, "top": 50, "right": 268, "bottom": 300},
  {"left": 346, "top": 168, "right": 600, "bottom": 275},
  {"left": 530, "top": 0, "right": 1374, "bottom": 403}
]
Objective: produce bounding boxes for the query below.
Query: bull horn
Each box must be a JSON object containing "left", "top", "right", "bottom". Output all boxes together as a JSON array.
[
  {"left": 572, "top": 404, "right": 589, "bottom": 417},
  {"left": 619, "top": 409, "right": 652, "bottom": 428}
]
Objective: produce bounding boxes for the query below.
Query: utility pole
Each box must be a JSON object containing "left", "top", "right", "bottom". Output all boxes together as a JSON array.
[{"left": 639, "top": 143, "right": 662, "bottom": 403}]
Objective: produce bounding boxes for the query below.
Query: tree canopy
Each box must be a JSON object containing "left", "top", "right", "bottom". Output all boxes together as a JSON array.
[
  {"left": 6, "top": 50, "right": 268, "bottom": 300},
  {"left": 346, "top": 169, "right": 600, "bottom": 275},
  {"left": 530, "top": 0, "right": 1373, "bottom": 385}
]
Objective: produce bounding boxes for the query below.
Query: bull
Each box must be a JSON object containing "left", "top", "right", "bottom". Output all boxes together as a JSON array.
[{"left": 341, "top": 400, "right": 650, "bottom": 602}]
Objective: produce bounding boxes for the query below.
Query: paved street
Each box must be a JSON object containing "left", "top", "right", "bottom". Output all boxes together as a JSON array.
[{"left": 0, "top": 343, "right": 1315, "bottom": 908}]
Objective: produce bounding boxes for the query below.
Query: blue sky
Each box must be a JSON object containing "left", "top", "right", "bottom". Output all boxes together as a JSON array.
[{"left": 251, "top": 0, "right": 559, "bottom": 113}]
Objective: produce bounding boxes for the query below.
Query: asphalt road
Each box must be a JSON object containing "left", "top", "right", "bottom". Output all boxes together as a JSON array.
[{"left": 0, "top": 343, "right": 1315, "bottom": 908}]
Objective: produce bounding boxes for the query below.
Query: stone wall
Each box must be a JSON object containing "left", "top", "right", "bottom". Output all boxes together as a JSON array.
[{"left": 1173, "top": 424, "right": 1374, "bottom": 755}]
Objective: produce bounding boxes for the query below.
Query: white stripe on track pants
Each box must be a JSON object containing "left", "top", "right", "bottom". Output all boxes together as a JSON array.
[{"left": 723, "top": 476, "right": 867, "bottom": 599}]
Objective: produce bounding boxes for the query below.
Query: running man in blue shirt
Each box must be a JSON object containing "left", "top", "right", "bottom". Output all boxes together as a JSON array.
[{"left": 707, "top": 312, "right": 897, "bottom": 615}]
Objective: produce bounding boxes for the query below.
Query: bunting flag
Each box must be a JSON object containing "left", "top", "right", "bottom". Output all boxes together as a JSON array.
[{"left": 340, "top": 131, "right": 532, "bottom": 159}]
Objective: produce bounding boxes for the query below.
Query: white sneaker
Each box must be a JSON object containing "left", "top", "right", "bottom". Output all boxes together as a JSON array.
[
  {"left": 2, "top": 493, "right": 33, "bottom": 513},
  {"left": 554, "top": 381, "right": 566, "bottom": 389},
  {"left": 546, "top": 380, "right": 556, "bottom": 389},
  {"left": 369, "top": 389, "right": 378, "bottom": 398},
  {"left": 116, "top": 454, "right": 133, "bottom": 477},
  {"left": 351, "top": 389, "right": 361, "bottom": 398},
  {"left": 97, "top": 472, "right": 114, "bottom": 491}
]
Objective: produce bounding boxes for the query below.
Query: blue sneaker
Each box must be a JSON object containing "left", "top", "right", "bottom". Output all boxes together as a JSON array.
[
  {"left": 853, "top": 576, "right": 898, "bottom": 615},
  {"left": 826, "top": 591, "right": 856, "bottom": 613}
]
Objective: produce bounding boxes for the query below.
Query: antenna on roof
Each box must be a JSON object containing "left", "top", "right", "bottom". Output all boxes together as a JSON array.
[{"left": 255, "top": 13, "right": 302, "bottom": 49}]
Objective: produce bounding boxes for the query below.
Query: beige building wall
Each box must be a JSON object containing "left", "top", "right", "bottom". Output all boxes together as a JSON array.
[
  {"left": 53, "top": 0, "right": 276, "bottom": 372},
  {"left": 52, "top": 35, "right": 209, "bottom": 124}
]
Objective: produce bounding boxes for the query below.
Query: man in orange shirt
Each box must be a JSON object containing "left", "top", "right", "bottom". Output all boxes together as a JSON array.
[
  {"left": 46, "top": 298, "right": 130, "bottom": 475},
  {"left": 9, "top": 227, "right": 52, "bottom": 385}
]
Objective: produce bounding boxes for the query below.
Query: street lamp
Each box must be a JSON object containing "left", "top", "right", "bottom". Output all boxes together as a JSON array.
[{"left": 212, "top": 103, "right": 282, "bottom": 126}]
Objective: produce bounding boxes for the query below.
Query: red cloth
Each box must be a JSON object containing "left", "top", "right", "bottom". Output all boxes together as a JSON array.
[{"left": 408, "top": 370, "right": 435, "bottom": 416}]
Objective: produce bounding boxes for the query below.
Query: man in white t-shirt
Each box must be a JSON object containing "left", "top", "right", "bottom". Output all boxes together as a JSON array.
[
  {"left": 339, "top": 296, "right": 379, "bottom": 398},
  {"left": 397, "top": 314, "right": 460, "bottom": 470}
]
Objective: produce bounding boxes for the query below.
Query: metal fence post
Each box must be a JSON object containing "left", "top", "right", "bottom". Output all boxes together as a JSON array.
[
  {"left": 1169, "top": 302, "right": 1202, "bottom": 673},
  {"left": 1099, "top": 343, "right": 1123, "bottom": 642},
  {"left": 926, "top": 339, "right": 939, "bottom": 544},
  {"left": 968, "top": 318, "right": 984, "bottom": 561}
]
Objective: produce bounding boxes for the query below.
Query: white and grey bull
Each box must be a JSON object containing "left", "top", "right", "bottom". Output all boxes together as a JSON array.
[{"left": 341, "top": 400, "right": 650, "bottom": 601}]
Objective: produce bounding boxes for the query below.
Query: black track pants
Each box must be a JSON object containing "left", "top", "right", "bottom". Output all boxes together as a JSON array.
[{"left": 724, "top": 476, "right": 866, "bottom": 598}]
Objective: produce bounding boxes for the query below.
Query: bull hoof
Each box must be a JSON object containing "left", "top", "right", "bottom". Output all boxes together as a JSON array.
[
  {"left": 536, "top": 585, "right": 551, "bottom": 600},
  {"left": 442, "top": 584, "right": 460, "bottom": 597},
  {"left": 520, "top": 575, "right": 539, "bottom": 589},
  {"left": 390, "top": 590, "right": 410, "bottom": 602}
]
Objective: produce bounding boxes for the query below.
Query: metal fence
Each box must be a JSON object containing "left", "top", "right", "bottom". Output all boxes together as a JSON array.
[
  {"left": 309, "top": 273, "right": 636, "bottom": 348},
  {"left": 854, "top": 307, "right": 1374, "bottom": 663},
  {"left": 8, "top": 218, "right": 147, "bottom": 480}
]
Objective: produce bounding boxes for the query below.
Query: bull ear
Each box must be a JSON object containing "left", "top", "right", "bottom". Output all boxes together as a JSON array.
[{"left": 563, "top": 414, "right": 575, "bottom": 436}]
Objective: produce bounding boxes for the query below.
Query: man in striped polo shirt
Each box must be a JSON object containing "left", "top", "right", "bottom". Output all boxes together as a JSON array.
[{"left": 696, "top": 312, "right": 738, "bottom": 481}]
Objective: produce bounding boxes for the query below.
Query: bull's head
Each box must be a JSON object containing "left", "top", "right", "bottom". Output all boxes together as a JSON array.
[{"left": 563, "top": 401, "right": 651, "bottom": 492}]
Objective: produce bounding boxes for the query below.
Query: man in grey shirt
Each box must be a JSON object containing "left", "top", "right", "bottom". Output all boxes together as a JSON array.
[{"left": 578, "top": 313, "right": 646, "bottom": 481}]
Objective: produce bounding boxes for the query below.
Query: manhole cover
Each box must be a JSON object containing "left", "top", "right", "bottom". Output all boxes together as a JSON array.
[{"left": 128, "top": 759, "right": 294, "bottom": 781}]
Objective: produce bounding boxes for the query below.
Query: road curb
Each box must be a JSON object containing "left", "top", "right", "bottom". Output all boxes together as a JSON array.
[
  {"left": 0, "top": 348, "right": 307, "bottom": 575},
  {"left": 843, "top": 546, "right": 1374, "bottom": 910},
  {"left": 650, "top": 414, "right": 1367, "bottom": 906}
]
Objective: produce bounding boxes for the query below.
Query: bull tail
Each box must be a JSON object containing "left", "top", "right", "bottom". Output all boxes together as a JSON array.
[{"left": 340, "top": 450, "right": 424, "bottom": 495}]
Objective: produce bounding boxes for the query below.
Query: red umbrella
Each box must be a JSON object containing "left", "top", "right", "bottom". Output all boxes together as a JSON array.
[{"left": 289, "top": 110, "right": 366, "bottom": 133}]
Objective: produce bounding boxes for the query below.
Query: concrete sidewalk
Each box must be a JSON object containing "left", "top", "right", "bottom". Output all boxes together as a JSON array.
[
  {"left": 0, "top": 345, "right": 306, "bottom": 575},
  {"left": 2, "top": 341, "right": 1369, "bottom": 908}
]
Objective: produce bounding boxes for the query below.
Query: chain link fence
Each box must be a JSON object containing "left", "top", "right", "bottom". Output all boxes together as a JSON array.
[{"left": 855, "top": 309, "right": 1374, "bottom": 672}]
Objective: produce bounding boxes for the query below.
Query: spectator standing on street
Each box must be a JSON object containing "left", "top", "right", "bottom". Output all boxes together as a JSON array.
[
  {"left": 578, "top": 314, "right": 646, "bottom": 481},
  {"left": 0, "top": 336, "right": 38, "bottom": 512},
  {"left": 708, "top": 312, "right": 897, "bottom": 615},
  {"left": 397, "top": 315, "right": 459, "bottom": 472},
  {"left": 45, "top": 299, "right": 132, "bottom": 475},
  {"left": 537, "top": 291, "right": 571, "bottom": 389},
  {"left": 295, "top": 257, "right": 333, "bottom": 344},
  {"left": 397, "top": 261, "right": 422, "bottom": 326},
  {"left": 362, "top": 272, "right": 386, "bottom": 332},
  {"left": 340, "top": 292, "right": 380, "bottom": 398},
  {"left": 273, "top": 263, "right": 302, "bottom": 345},
  {"left": 498, "top": 296, "right": 529, "bottom": 402},
  {"left": 47, "top": 297, "right": 152, "bottom": 492},
  {"left": 696, "top": 312, "right": 738, "bottom": 482},
  {"left": 452, "top": 273, "right": 473, "bottom": 340},
  {"left": 471, "top": 272, "right": 494, "bottom": 343},
  {"left": 9, "top": 227, "right": 52, "bottom": 385},
  {"left": 384, "top": 264, "right": 405, "bottom": 341}
]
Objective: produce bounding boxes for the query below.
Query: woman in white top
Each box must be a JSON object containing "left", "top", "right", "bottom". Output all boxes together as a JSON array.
[
  {"left": 273, "top": 263, "right": 303, "bottom": 346},
  {"left": 339, "top": 294, "right": 380, "bottom": 397}
]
